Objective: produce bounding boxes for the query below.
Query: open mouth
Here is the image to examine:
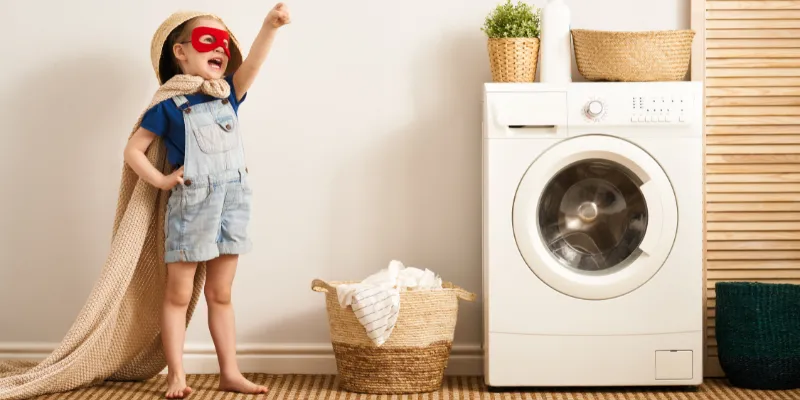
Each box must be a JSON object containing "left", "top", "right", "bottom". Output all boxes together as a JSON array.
[{"left": 208, "top": 57, "right": 224, "bottom": 70}]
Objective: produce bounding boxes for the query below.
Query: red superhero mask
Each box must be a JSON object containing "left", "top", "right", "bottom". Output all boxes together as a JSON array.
[{"left": 190, "top": 26, "right": 230, "bottom": 58}]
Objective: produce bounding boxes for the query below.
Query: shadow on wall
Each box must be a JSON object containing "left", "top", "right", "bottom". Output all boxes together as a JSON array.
[
  {"left": 1, "top": 54, "right": 147, "bottom": 341},
  {"left": 244, "top": 299, "right": 330, "bottom": 345}
]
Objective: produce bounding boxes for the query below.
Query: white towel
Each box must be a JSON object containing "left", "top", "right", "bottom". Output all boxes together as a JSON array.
[{"left": 336, "top": 260, "right": 442, "bottom": 346}]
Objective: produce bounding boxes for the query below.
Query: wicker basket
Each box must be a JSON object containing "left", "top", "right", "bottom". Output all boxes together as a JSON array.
[
  {"left": 571, "top": 29, "right": 695, "bottom": 82},
  {"left": 487, "top": 37, "right": 540, "bottom": 82},
  {"left": 715, "top": 282, "right": 800, "bottom": 390},
  {"left": 311, "top": 278, "right": 476, "bottom": 394}
]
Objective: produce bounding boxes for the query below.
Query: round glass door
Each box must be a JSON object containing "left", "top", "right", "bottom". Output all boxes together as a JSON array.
[
  {"left": 539, "top": 159, "right": 648, "bottom": 275},
  {"left": 513, "top": 135, "right": 677, "bottom": 300}
]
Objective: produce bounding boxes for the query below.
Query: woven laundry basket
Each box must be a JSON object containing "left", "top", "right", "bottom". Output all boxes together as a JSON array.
[
  {"left": 487, "top": 37, "right": 540, "bottom": 82},
  {"left": 715, "top": 282, "right": 800, "bottom": 390},
  {"left": 571, "top": 29, "right": 695, "bottom": 82},
  {"left": 311, "top": 279, "right": 476, "bottom": 394}
]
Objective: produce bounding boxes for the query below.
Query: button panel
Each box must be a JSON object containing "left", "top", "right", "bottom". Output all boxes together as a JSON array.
[{"left": 631, "top": 95, "right": 688, "bottom": 123}]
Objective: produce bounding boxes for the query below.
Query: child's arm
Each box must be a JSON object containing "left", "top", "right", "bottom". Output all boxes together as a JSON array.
[
  {"left": 124, "top": 127, "right": 184, "bottom": 190},
  {"left": 232, "top": 2, "right": 291, "bottom": 101}
]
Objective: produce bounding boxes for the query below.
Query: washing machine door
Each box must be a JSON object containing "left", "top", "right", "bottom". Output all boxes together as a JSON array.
[{"left": 513, "top": 134, "right": 678, "bottom": 300}]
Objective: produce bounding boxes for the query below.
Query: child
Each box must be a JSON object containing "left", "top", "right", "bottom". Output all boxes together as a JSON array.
[{"left": 123, "top": 5, "right": 290, "bottom": 399}]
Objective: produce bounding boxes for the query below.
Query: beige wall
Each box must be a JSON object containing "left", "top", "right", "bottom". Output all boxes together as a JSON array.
[{"left": 0, "top": 0, "right": 689, "bottom": 374}]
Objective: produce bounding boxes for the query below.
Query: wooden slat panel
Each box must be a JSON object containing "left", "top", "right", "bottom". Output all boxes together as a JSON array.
[
  {"left": 707, "top": 193, "right": 800, "bottom": 202},
  {"left": 706, "top": 58, "right": 800, "bottom": 68},
  {"left": 707, "top": 357, "right": 724, "bottom": 379},
  {"left": 701, "top": 12, "right": 800, "bottom": 378},
  {"left": 706, "top": 211, "right": 800, "bottom": 220},
  {"left": 708, "top": 221, "right": 800, "bottom": 230},
  {"left": 706, "top": 164, "right": 800, "bottom": 173},
  {"left": 707, "top": 116, "right": 800, "bottom": 126},
  {"left": 707, "top": 231, "right": 800, "bottom": 240},
  {"left": 707, "top": 106, "right": 800, "bottom": 116},
  {"left": 707, "top": 1, "right": 800, "bottom": 10},
  {"left": 706, "top": 87, "right": 800, "bottom": 97},
  {"left": 706, "top": 135, "right": 800, "bottom": 145},
  {"left": 707, "top": 69, "right": 800, "bottom": 78},
  {"left": 708, "top": 251, "right": 800, "bottom": 260},
  {"left": 707, "top": 183, "right": 800, "bottom": 193},
  {"left": 706, "top": 29, "right": 800, "bottom": 39},
  {"left": 707, "top": 10, "right": 800, "bottom": 19},
  {"left": 706, "top": 173, "right": 800, "bottom": 182},
  {"left": 707, "top": 77, "right": 800, "bottom": 87},
  {"left": 707, "top": 97, "right": 800, "bottom": 106},
  {"left": 706, "top": 202, "right": 800, "bottom": 211},
  {"left": 706, "top": 125, "right": 800, "bottom": 135},
  {"left": 707, "top": 19, "right": 800, "bottom": 29},
  {"left": 706, "top": 48, "right": 800, "bottom": 59},
  {"left": 707, "top": 48, "right": 800, "bottom": 58},
  {"left": 707, "top": 240, "right": 800, "bottom": 250},
  {"left": 708, "top": 269, "right": 800, "bottom": 279},
  {"left": 707, "top": 38, "right": 800, "bottom": 48},
  {"left": 707, "top": 182, "right": 800, "bottom": 192},
  {"left": 706, "top": 144, "right": 800, "bottom": 153},
  {"left": 705, "top": 154, "right": 800, "bottom": 163}
]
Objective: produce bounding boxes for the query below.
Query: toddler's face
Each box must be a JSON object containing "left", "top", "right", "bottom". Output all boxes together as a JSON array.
[{"left": 173, "top": 18, "right": 230, "bottom": 80}]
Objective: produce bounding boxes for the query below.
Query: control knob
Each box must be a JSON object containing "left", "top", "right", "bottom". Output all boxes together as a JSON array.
[{"left": 585, "top": 100, "right": 604, "bottom": 118}]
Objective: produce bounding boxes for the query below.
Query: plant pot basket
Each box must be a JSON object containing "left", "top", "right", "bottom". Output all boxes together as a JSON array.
[
  {"left": 571, "top": 29, "right": 695, "bottom": 82},
  {"left": 487, "top": 37, "right": 540, "bottom": 82},
  {"left": 311, "top": 279, "right": 476, "bottom": 394},
  {"left": 715, "top": 282, "right": 800, "bottom": 390}
]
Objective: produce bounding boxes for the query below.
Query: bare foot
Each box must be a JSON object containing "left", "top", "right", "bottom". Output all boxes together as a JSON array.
[
  {"left": 219, "top": 373, "right": 269, "bottom": 394},
  {"left": 165, "top": 372, "right": 193, "bottom": 399}
]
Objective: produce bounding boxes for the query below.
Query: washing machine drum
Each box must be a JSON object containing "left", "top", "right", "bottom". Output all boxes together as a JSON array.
[{"left": 513, "top": 135, "right": 678, "bottom": 300}]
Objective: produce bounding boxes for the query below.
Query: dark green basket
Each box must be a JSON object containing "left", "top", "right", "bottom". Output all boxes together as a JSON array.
[{"left": 715, "top": 281, "right": 800, "bottom": 390}]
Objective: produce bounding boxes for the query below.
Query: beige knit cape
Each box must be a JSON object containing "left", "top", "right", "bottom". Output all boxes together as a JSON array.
[{"left": 0, "top": 75, "right": 232, "bottom": 400}]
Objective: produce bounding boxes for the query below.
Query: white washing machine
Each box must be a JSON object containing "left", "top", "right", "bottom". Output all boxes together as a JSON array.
[{"left": 481, "top": 82, "right": 704, "bottom": 388}]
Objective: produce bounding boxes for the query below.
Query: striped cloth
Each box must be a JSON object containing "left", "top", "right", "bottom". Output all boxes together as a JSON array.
[
  {"left": 334, "top": 260, "right": 442, "bottom": 346},
  {"left": 336, "top": 283, "right": 401, "bottom": 346}
]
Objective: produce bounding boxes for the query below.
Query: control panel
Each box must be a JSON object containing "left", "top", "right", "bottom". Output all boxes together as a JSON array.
[
  {"left": 630, "top": 95, "right": 689, "bottom": 123},
  {"left": 482, "top": 82, "right": 701, "bottom": 138},
  {"left": 570, "top": 86, "right": 696, "bottom": 126}
]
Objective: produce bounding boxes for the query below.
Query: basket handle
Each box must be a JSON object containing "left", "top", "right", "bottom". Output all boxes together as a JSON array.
[
  {"left": 446, "top": 283, "right": 477, "bottom": 302},
  {"left": 311, "top": 279, "right": 335, "bottom": 293}
]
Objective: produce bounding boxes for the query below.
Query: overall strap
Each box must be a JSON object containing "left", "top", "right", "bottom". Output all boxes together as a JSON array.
[{"left": 172, "top": 95, "right": 191, "bottom": 112}]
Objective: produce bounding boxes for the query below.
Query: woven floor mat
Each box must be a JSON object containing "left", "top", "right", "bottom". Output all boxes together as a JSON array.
[{"left": 29, "top": 374, "right": 800, "bottom": 399}]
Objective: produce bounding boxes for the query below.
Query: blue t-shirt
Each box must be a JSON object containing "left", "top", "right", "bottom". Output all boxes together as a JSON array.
[{"left": 141, "top": 74, "right": 246, "bottom": 166}]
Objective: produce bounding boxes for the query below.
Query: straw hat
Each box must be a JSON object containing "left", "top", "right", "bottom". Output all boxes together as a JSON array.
[{"left": 150, "top": 11, "right": 244, "bottom": 84}]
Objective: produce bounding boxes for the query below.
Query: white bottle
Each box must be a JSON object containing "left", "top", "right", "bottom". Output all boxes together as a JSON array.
[{"left": 539, "top": 0, "right": 572, "bottom": 83}]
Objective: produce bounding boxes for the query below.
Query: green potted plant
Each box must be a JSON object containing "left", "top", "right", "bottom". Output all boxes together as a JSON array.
[{"left": 482, "top": 0, "right": 543, "bottom": 82}]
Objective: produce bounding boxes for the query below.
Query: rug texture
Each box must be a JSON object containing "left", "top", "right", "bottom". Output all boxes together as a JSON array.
[{"left": 24, "top": 374, "right": 800, "bottom": 400}]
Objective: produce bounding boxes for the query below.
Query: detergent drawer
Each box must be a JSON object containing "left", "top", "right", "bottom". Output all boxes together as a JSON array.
[{"left": 486, "top": 91, "right": 567, "bottom": 132}]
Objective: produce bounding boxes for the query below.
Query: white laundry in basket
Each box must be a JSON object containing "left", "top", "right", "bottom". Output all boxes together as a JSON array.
[{"left": 336, "top": 260, "right": 443, "bottom": 346}]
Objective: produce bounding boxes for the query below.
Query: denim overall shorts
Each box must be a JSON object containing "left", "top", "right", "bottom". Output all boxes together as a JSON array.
[{"left": 164, "top": 95, "right": 252, "bottom": 264}]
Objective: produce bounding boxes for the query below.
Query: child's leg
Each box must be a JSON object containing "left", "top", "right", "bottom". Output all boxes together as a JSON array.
[
  {"left": 162, "top": 261, "right": 198, "bottom": 399},
  {"left": 205, "top": 254, "right": 268, "bottom": 394}
]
